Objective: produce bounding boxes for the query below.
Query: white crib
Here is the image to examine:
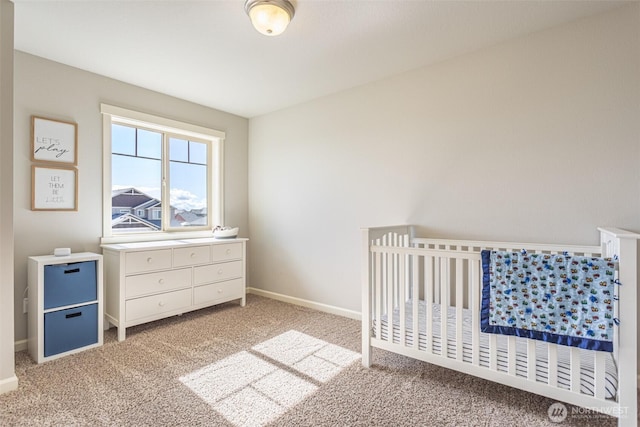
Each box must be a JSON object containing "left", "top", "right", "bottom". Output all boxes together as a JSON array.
[{"left": 361, "top": 225, "right": 638, "bottom": 426}]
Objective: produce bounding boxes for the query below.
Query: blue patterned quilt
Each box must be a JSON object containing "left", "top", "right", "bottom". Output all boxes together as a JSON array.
[{"left": 481, "top": 250, "right": 616, "bottom": 352}]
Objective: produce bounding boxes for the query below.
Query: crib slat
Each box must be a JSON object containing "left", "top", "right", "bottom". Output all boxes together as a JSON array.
[
  {"left": 440, "top": 257, "right": 449, "bottom": 357},
  {"left": 434, "top": 255, "right": 441, "bottom": 306},
  {"left": 386, "top": 250, "right": 394, "bottom": 344},
  {"left": 435, "top": 256, "right": 442, "bottom": 355},
  {"left": 471, "top": 259, "right": 480, "bottom": 366},
  {"left": 527, "top": 341, "right": 536, "bottom": 381},
  {"left": 490, "top": 335, "right": 498, "bottom": 370},
  {"left": 399, "top": 253, "right": 406, "bottom": 346},
  {"left": 594, "top": 352, "right": 605, "bottom": 399},
  {"left": 508, "top": 337, "right": 516, "bottom": 376},
  {"left": 394, "top": 251, "right": 400, "bottom": 313},
  {"left": 455, "top": 258, "right": 463, "bottom": 361},
  {"left": 548, "top": 345, "right": 558, "bottom": 387},
  {"left": 375, "top": 251, "right": 382, "bottom": 340},
  {"left": 412, "top": 253, "right": 419, "bottom": 350},
  {"left": 570, "top": 348, "right": 581, "bottom": 392},
  {"left": 425, "top": 255, "right": 433, "bottom": 354}
]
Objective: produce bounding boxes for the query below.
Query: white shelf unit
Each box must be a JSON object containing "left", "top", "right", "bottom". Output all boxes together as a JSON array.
[
  {"left": 27, "top": 252, "right": 104, "bottom": 364},
  {"left": 101, "top": 238, "right": 247, "bottom": 341}
]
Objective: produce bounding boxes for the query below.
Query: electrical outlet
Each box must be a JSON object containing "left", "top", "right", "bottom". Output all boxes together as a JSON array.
[{"left": 23, "top": 298, "right": 28, "bottom": 314}]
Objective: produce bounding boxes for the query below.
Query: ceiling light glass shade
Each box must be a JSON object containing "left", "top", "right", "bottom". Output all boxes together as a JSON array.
[{"left": 245, "top": 0, "right": 295, "bottom": 36}]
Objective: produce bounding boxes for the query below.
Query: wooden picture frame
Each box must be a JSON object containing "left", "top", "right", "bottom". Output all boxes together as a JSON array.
[
  {"left": 31, "top": 116, "right": 78, "bottom": 165},
  {"left": 32, "top": 165, "right": 78, "bottom": 211}
]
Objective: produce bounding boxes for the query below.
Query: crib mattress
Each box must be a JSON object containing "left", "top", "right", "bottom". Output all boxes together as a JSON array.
[{"left": 373, "top": 300, "right": 617, "bottom": 400}]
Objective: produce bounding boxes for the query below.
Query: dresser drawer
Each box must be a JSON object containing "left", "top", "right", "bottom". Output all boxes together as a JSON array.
[
  {"left": 193, "top": 260, "right": 243, "bottom": 286},
  {"left": 193, "top": 278, "right": 244, "bottom": 306},
  {"left": 125, "top": 288, "right": 191, "bottom": 322},
  {"left": 211, "top": 243, "right": 242, "bottom": 262},
  {"left": 173, "top": 245, "right": 211, "bottom": 267},
  {"left": 125, "top": 268, "right": 191, "bottom": 298},
  {"left": 125, "top": 249, "right": 172, "bottom": 275}
]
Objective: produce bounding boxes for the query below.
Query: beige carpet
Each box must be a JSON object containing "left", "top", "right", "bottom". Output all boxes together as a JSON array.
[{"left": 0, "top": 294, "right": 632, "bottom": 426}]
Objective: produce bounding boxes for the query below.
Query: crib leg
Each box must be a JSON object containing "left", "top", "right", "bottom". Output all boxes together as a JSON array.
[
  {"left": 362, "top": 343, "right": 372, "bottom": 368},
  {"left": 362, "top": 326, "right": 372, "bottom": 367}
]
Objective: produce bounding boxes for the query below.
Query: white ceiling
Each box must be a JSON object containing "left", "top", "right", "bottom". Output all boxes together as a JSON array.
[{"left": 13, "top": 0, "right": 628, "bottom": 118}]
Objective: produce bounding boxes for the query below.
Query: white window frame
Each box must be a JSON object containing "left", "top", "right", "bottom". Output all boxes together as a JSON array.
[{"left": 101, "top": 103, "right": 224, "bottom": 244}]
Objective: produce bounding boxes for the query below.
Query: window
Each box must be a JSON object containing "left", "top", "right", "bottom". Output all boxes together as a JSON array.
[{"left": 101, "top": 104, "right": 224, "bottom": 242}]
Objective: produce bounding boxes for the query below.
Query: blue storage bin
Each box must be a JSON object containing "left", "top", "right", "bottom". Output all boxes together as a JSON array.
[
  {"left": 44, "top": 303, "right": 98, "bottom": 357},
  {"left": 44, "top": 261, "right": 97, "bottom": 309}
]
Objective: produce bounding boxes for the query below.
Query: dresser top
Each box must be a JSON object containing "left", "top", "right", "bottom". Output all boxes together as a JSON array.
[{"left": 101, "top": 237, "right": 248, "bottom": 252}]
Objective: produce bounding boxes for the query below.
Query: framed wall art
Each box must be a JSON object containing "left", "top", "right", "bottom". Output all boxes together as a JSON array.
[
  {"left": 32, "top": 165, "right": 78, "bottom": 211},
  {"left": 31, "top": 116, "right": 78, "bottom": 165}
]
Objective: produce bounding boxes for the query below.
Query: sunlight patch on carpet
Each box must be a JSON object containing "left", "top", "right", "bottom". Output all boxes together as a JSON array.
[
  {"left": 179, "top": 330, "right": 360, "bottom": 426},
  {"left": 253, "top": 330, "right": 361, "bottom": 382}
]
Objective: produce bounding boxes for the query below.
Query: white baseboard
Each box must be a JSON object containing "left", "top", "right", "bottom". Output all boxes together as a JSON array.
[
  {"left": 14, "top": 339, "right": 27, "bottom": 353},
  {"left": 0, "top": 375, "right": 18, "bottom": 394},
  {"left": 247, "top": 287, "right": 361, "bottom": 321}
]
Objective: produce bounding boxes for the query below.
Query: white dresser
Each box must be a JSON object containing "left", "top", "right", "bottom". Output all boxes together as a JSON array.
[{"left": 101, "top": 238, "right": 247, "bottom": 341}]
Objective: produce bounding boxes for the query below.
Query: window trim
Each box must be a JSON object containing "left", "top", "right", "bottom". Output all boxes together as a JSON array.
[{"left": 101, "top": 103, "right": 225, "bottom": 244}]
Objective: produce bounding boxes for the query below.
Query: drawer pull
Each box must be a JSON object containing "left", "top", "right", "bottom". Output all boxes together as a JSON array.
[
  {"left": 64, "top": 268, "right": 80, "bottom": 274},
  {"left": 190, "top": 253, "right": 197, "bottom": 259},
  {"left": 158, "top": 301, "right": 165, "bottom": 307},
  {"left": 218, "top": 289, "right": 223, "bottom": 294},
  {"left": 225, "top": 249, "right": 231, "bottom": 255},
  {"left": 147, "top": 257, "right": 153, "bottom": 264},
  {"left": 65, "top": 311, "right": 82, "bottom": 319},
  {"left": 218, "top": 269, "right": 223, "bottom": 275},
  {"left": 158, "top": 279, "right": 165, "bottom": 285}
]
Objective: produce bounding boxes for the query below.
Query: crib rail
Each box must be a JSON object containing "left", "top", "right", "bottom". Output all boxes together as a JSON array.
[
  {"left": 361, "top": 225, "right": 639, "bottom": 426},
  {"left": 413, "top": 237, "right": 601, "bottom": 256}
]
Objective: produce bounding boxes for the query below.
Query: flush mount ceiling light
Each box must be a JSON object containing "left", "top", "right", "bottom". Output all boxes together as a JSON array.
[{"left": 244, "top": 0, "right": 295, "bottom": 36}]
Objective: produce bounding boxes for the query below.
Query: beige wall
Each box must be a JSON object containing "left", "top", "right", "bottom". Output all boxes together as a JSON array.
[
  {"left": 13, "top": 52, "right": 249, "bottom": 343},
  {"left": 248, "top": 5, "right": 640, "bottom": 312},
  {"left": 0, "top": 0, "right": 17, "bottom": 393}
]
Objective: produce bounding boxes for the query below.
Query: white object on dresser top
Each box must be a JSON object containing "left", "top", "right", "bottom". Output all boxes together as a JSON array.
[
  {"left": 213, "top": 227, "right": 239, "bottom": 239},
  {"left": 53, "top": 247, "right": 71, "bottom": 257}
]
